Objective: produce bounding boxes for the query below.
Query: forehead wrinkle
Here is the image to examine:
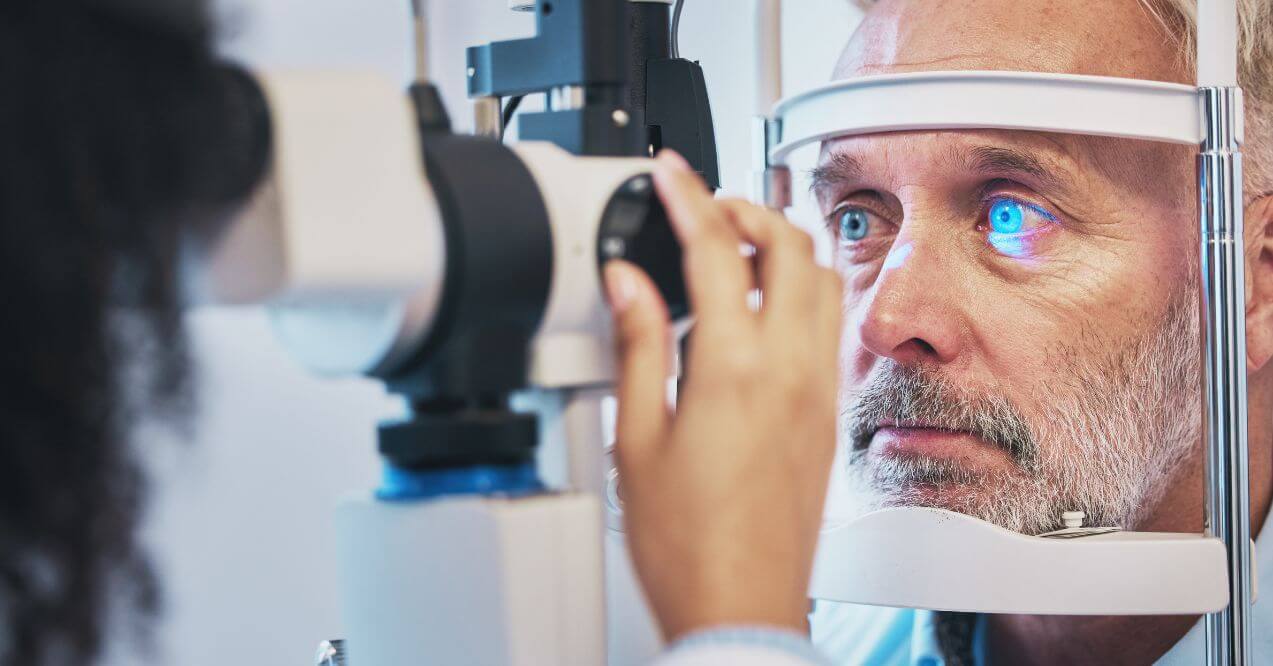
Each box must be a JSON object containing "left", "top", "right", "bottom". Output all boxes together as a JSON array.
[
  {"left": 839, "top": 0, "right": 1190, "bottom": 84},
  {"left": 848, "top": 53, "right": 998, "bottom": 77},
  {"left": 844, "top": 47, "right": 1085, "bottom": 80}
]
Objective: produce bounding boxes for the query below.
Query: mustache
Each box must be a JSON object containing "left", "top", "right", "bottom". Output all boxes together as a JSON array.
[{"left": 844, "top": 361, "right": 1039, "bottom": 468}]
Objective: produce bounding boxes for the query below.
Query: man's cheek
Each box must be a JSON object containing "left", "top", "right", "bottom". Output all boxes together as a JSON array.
[
  {"left": 835, "top": 252, "right": 885, "bottom": 293},
  {"left": 978, "top": 250, "right": 1126, "bottom": 321}
]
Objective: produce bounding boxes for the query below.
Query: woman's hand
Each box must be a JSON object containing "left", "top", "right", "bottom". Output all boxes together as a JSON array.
[{"left": 604, "top": 150, "right": 844, "bottom": 642}]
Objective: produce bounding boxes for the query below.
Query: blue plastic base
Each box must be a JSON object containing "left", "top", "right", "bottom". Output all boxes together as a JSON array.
[{"left": 376, "top": 463, "right": 544, "bottom": 502}]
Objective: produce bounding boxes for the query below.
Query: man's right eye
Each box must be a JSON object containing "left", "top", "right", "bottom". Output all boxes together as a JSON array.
[{"left": 833, "top": 206, "right": 875, "bottom": 244}]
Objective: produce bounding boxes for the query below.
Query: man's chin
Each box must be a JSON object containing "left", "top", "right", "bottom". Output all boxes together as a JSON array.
[
  {"left": 857, "top": 446, "right": 997, "bottom": 486},
  {"left": 865, "top": 478, "right": 993, "bottom": 513},
  {"left": 847, "top": 450, "right": 1041, "bottom": 531}
]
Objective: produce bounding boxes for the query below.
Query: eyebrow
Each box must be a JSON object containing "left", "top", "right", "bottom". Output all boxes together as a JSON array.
[
  {"left": 808, "top": 143, "right": 1076, "bottom": 202},
  {"left": 964, "top": 145, "right": 1072, "bottom": 196},
  {"left": 808, "top": 151, "right": 866, "bottom": 201}
]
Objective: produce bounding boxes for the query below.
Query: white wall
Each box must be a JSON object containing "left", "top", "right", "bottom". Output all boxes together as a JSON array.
[{"left": 126, "top": 2, "right": 861, "bottom": 664}]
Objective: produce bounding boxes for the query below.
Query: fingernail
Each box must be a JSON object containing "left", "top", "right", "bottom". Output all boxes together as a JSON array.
[
  {"left": 658, "top": 149, "right": 693, "bottom": 172},
  {"left": 651, "top": 157, "right": 676, "bottom": 191},
  {"left": 604, "top": 262, "right": 639, "bottom": 313},
  {"left": 653, "top": 178, "right": 697, "bottom": 240}
]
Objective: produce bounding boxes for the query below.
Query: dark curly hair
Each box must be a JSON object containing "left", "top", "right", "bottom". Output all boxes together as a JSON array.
[{"left": 0, "top": 2, "right": 266, "bottom": 663}]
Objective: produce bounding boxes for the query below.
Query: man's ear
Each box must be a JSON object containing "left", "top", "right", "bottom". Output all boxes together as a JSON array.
[{"left": 1246, "top": 194, "right": 1273, "bottom": 372}]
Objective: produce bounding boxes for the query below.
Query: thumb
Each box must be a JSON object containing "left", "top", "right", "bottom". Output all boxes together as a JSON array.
[{"left": 605, "top": 260, "right": 673, "bottom": 470}]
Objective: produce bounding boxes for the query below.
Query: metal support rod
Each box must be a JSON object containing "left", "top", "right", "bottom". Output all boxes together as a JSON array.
[
  {"left": 562, "top": 387, "right": 611, "bottom": 495},
  {"left": 754, "top": 0, "right": 782, "bottom": 117},
  {"left": 473, "top": 96, "right": 503, "bottom": 137},
  {"left": 1200, "top": 85, "right": 1252, "bottom": 666},
  {"left": 409, "top": 0, "right": 429, "bottom": 84},
  {"left": 752, "top": 116, "right": 789, "bottom": 209}
]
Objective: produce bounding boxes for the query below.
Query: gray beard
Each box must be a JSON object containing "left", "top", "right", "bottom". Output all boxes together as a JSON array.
[{"left": 841, "top": 293, "right": 1201, "bottom": 535}]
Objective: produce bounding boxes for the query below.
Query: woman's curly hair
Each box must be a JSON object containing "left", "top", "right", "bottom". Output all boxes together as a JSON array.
[{"left": 0, "top": 2, "right": 265, "bottom": 662}]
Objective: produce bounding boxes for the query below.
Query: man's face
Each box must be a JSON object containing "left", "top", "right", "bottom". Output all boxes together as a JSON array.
[{"left": 827, "top": 0, "right": 1203, "bottom": 533}]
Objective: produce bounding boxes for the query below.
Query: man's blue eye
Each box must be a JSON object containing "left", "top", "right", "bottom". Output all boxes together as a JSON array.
[
  {"left": 989, "top": 199, "right": 1025, "bottom": 234},
  {"left": 838, "top": 208, "right": 871, "bottom": 242},
  {"left": 986, "top": 197, "right": 1058, "bottom": 257}
]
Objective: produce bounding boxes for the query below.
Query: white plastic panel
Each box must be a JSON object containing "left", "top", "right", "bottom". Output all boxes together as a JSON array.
[
  {"left": 253, "top": 70, "right": 446, "bottom": 302},
  {"left": 335, "top": 493, "right": 605, "bottom": 666},
  {"left": 1198, "top": 0, "right": 1240, "bottom": 87},
  {"left": 183, "top": 70, "right": 446, "bottom": 308},
  {"left": 754, "top": 0, "right": 783, "bottom": 116},
  {"left": 771, "top": 71, "right": 1203, "bottom": 165},
  {"left": 219, "top": 71, "right": 449, "bottom": 377},
  {"left": 513, "top": 143, "right": 656, "bottom": 390},
  {"left": 810, "top": 507, "right": 1229, "bottom": 615}
]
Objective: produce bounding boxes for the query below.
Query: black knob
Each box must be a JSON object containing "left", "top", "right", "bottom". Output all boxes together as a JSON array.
[{"left": 597, "top": 174, "right": 689, "bottom": 320}]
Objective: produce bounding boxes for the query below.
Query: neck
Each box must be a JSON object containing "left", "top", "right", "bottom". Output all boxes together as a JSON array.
[{"left": 986, "top": 369, "right": 1273, "bottom": 665}]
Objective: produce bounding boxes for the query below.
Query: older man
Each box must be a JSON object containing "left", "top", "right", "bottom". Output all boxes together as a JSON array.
[
  {"left": 799, "top": 0, "right": 1273, "bottom": 664},
  {"left": 613, "top": 1, "right": 1273, "bottom": 665}
]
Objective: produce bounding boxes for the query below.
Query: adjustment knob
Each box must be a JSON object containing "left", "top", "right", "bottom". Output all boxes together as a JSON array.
[{"left": 597, "top": 174, "right": 689, "bottom": 319}]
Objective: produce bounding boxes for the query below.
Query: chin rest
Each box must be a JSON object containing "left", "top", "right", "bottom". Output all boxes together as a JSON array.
[{"left": 809, "top": 507, "right": 1243, "bottom": 615}]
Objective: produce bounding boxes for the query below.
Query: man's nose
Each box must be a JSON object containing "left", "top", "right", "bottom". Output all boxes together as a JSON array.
[{"left": 856, "top": 239, "right": 963, "bottom": 365}]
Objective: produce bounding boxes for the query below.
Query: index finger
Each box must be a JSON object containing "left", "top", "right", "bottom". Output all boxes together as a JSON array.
[{"left": 652, "top": 151, "right": 755, "bottom": 328}]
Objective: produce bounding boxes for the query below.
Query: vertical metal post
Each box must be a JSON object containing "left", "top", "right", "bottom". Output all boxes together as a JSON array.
[
  {"left": 473, "top": 96, "right": 503, "bottom": 137},
  {"left": 1200, "top": 85, "right": 1252, "bottom": 666},
  {"left": 752, "top": 116, "right": 790, "bottom": 209},
  {"left": 409, "top": 0, "right": 429, "bottom": 84}
]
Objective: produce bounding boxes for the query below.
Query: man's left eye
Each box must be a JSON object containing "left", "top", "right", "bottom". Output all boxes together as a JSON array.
[
  {"left": 982, "top": 197, "right": 1058, "bottom": 257},
  {"left": 985, "top": 197, "right": 1056, "bottom": 236}
]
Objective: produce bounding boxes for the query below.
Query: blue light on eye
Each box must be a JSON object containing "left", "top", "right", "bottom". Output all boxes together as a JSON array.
[
  {"left": 989, "top": 199, "right": 1025, "bottom": 234},
  {"left": 988, "top": 233, "right": 1027, "bottom": 257},
  {"left": 839, "top": 208, "right": 871, "bottom": 242}
]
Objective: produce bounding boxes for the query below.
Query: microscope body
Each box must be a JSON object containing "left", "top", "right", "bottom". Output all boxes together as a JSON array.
[
  {"left": 316, "top": 135, "right": 668, "bottom": 664},
  {"left": 324, "top": 127, "right": 669, "bottom": 665},
  {"left": 196, "top": 70, "right": 682, "bottom": 666}
]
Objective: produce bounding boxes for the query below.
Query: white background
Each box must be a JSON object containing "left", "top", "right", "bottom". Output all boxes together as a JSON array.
[{"left": 121, "top": 2, "right": 862, "bottom": 664}]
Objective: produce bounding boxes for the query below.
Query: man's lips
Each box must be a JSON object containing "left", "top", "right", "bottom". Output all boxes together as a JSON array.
[
  {"left": 854, "top": 419, "right": 966, "bottom": 448},
  {"left": 868, "top": 423, "right": 1014, "bottom": 466}
]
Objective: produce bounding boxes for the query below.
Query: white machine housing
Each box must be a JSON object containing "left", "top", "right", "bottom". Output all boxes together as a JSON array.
[
  {"left": 193, "top": 71, "right": 658, "bottom": 394},
  {"left": 325, "top": 142, "right": 668, "bottom": 666},
  {"left": 335, "top": 493, "right": 606, "bottom": 666},
  {"left": 192, "top": 66, "right": 666, "bottom": 666},
  {"left": 190, "top": 70, "right": 448, "bottom": 376}
]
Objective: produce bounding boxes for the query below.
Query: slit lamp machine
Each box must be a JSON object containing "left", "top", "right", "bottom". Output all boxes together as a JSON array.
[{"left": 185, "top": 0, "right": 1257, "bottom": 663}]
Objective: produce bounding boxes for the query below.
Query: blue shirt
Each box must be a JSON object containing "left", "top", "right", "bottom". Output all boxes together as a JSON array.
[{"left": 810, "top": 512, "right": 1273, "bottom": 665}]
